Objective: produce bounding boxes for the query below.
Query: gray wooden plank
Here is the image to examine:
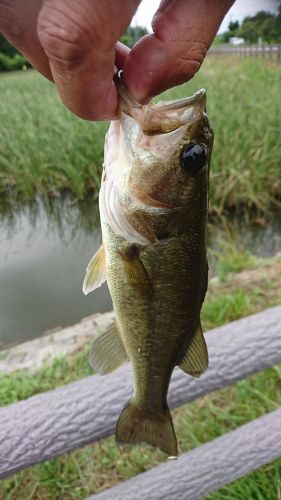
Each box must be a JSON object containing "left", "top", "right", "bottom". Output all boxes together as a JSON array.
[
  {"left": 0, "top": 306, "right": 280, "bottom": 478},
  {"left": 89, "top": 408, "right": 281, "bottom": 500}
]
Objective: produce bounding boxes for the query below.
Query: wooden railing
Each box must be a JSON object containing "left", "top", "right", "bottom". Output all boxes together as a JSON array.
[
  {"left": 0, "top": 306, "right": 281, "bottom": 499},
  {"left": 209, "top": 44, "right": 281, "bottom": 61}
]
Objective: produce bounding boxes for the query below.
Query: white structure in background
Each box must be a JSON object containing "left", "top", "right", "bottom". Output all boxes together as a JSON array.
[{"left": 229, "top": 37, "right": 245, "bottom": 45}]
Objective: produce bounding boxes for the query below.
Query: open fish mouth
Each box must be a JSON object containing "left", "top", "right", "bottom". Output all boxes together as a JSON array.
[
  {"left": 115, "top": 69, "right": 205, "bottom": 109},
  {"left": 116, "top": 71, "right": 206, "bottom": 134}
]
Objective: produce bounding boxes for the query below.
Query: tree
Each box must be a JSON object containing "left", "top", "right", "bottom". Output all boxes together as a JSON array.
[
  {"left": 229, "top": 20, "right": 239, "bottom": 32},
  {"left": 0, "top": 33, "right": 29, "bottom": 71},
  {"left": 0, "top": 33, "right": 19, "bottom": 57},
  {"left": 237, "top": 9, "right": 281, "bottom": 43}
]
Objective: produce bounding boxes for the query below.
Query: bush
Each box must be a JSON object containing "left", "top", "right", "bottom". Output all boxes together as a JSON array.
[{"left": 0, "top": 52, "right": 30, "bottom": 72}]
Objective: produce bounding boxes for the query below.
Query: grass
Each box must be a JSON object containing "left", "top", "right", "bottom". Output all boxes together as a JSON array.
[
  {"left": 160, "top": 57, "right": 281, "bottom": 215},
  {"left": 0, "top": 71, "right": 107, "bottom": 200},
  {"left": 210, "top": 241, "right": 260, "bottom": 281},
  {"left": 0, "top": 251, "right": 280, "bottom": 499},
  {"left": 0, "top": 57, "right": 281, "bottom": 213}
]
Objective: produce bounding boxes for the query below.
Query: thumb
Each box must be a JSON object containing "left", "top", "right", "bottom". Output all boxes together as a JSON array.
[{"left": 124, "top": 0, "right": 234, "bottom": 101}]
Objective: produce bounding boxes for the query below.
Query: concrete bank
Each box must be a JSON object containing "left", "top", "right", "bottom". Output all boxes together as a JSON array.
[{"left": 0, "top": 311, "right": 114, "bottom": 373}]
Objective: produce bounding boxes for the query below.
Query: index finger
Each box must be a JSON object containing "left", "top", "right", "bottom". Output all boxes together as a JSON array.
[{"left": 37, "top": 0, "right": 140, "bottom": 120}]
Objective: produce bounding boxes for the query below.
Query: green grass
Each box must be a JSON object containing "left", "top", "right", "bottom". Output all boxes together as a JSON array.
[
  {"left": 0, "top": 252, "right": 281, "bottom": 499},
  {"left": 0, "top": 350, "right": 92, "bottom": 407},
  {"left": 161, "top": 57, "right": 281, "bottom": 214},
  {"left": 210, "top": 242, "right": 260, "bottom": 281},
  {"left": 0, "top": 57, "right": 281, "bottom": 213},
  {"left": 0, "top": 71, "right": 107, "bottom": 200}
]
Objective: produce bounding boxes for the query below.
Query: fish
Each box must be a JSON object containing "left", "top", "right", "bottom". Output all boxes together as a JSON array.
[{"left": 83, "top": 72, "right": 213, "bottom": 457}]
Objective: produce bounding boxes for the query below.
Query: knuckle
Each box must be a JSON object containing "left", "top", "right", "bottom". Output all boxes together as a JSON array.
[
  {"left": 176, "top": 57, "right": 202, "bottom": 82},
  {"left": 37, "top": 5, "right": 90, "bottom": 67},
  {"left": 152, "top": 12, "right": 208, "bottom": 81},
  {"left": 176, "top": 42, "right": 207, "bottom": 79}
]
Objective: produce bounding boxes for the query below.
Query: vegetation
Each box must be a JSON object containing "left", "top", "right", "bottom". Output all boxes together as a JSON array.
[
  {"left": 0, "top": 34, "right": 30, "bottom": 72},
  {"left": 0, "top": 251, "right": 280, "bottom": 498},
  {"left": 220, "top": 6, "right": 281, "bottom": 44},
  {"left": 162, "top": 57, "right": 281, "bottom": 215},
  {"left": 0, "top": 56, "right": 280, "bottom": 214},
  {"left": 0, "top": 70, "right": 107, "bottom": 199},
  {"left": 120, "top": 25, "right": 148, "bottom": 47}
]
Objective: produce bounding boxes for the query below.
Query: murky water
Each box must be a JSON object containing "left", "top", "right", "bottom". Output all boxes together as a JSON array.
[
  {"left": 0, "top": 196, "right": 111, "bottom": 349},
  {"left": 0, "top": 196, "right": 280, "bottom": 349}
]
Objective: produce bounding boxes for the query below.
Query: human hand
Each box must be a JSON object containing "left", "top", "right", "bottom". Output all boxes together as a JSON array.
[
  {"left": 0, "top": 0, "right": 234, "bottom": 120},
  {"left": 124, "top": 0, "right": 235, "bottom": 101}
]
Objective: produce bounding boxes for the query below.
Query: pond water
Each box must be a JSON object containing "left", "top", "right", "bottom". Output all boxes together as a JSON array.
[{"left": 0, "top": 195, "right": 280, "bottom": 349}]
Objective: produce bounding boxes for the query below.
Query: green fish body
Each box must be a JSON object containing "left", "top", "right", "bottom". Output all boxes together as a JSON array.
[{"left": 83, "top": 77, "right": 213, "bottom": 456}]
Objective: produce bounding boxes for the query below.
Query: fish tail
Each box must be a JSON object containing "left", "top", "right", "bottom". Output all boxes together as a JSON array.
[{"left": 115, "top": 400, "right": 178, "bottom": 457}]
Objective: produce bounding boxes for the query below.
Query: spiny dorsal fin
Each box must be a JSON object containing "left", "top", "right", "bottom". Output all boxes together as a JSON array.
[
  {"left": 83, "top": 244, "right": 106, "bottom": 295},
  {"left": 119, "top": 247, "right": 153, "bottom": 294},
  {"left": 89, "top": 321, "right": 129, "bottom": 375},
  {"left": 178, "top": 322, "right": 208, "bottom": 378}
]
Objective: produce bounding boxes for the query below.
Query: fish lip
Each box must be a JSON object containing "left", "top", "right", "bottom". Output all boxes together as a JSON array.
[{"left": 156, "top": 89, "right": 206, "bottom": 111}]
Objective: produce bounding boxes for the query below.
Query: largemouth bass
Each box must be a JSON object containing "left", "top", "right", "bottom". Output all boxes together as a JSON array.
[{"left": 83, "top": 72, "right": 213, "bottom": 457}]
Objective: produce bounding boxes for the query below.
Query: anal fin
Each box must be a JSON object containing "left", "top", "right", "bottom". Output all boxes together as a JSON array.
[
  {"left": 83, "top": 244, "right": 106, "bottom": 295},
  {"left": 89, "top": 321, "right": 129, "bottom": 374},
  {"left": 178, "top": 322, "right": 208, "bottom": 378}
]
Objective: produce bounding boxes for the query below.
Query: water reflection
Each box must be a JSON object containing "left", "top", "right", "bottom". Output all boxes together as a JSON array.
[
  {"left": 0, "top": 195, "right": 112, "bottom": 349},
  {"left": 0, "top": 195, "right": 280, "bottom": 349},
  {"left": 0, "top": 194, "right": 100, "bottom": 241}
]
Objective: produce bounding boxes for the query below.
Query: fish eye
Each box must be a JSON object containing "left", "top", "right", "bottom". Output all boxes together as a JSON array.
[{"left": 181, "top": 143, "right": 207, "bottom": 174}]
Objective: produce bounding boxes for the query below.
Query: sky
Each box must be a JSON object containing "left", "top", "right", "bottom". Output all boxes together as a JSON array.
[{"left": 131, "top": 0, "right": 280, "bottom": 34}]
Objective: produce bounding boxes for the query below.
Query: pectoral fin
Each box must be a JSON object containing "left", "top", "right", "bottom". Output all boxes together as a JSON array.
[
  {"left": 178, "top": 322, "right": 208, "bottom": 378},
  {"left": 119, "top": 246, "right": 153, "bottom": 294},
  {"left": 89, "top": 321, "right": 129, "bottom": 374},
  {"left": 83, "top": 244, "right": 106, "bottom": 295}
]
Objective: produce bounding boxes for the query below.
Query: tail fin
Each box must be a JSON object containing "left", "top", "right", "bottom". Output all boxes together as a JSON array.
[{"left": 115, "top": 400, "right": 178, "bottom": 457}]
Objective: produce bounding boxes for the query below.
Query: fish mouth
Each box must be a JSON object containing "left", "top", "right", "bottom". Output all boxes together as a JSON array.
[
  {"left": 142, "top": 89, "right": 206, "bottom": 134},
  {"left": 115, "top": 71, "right": 206, "bottom": 134},
  {"left": 115, "top": 70, "right": 205, "bottom": 109}
]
